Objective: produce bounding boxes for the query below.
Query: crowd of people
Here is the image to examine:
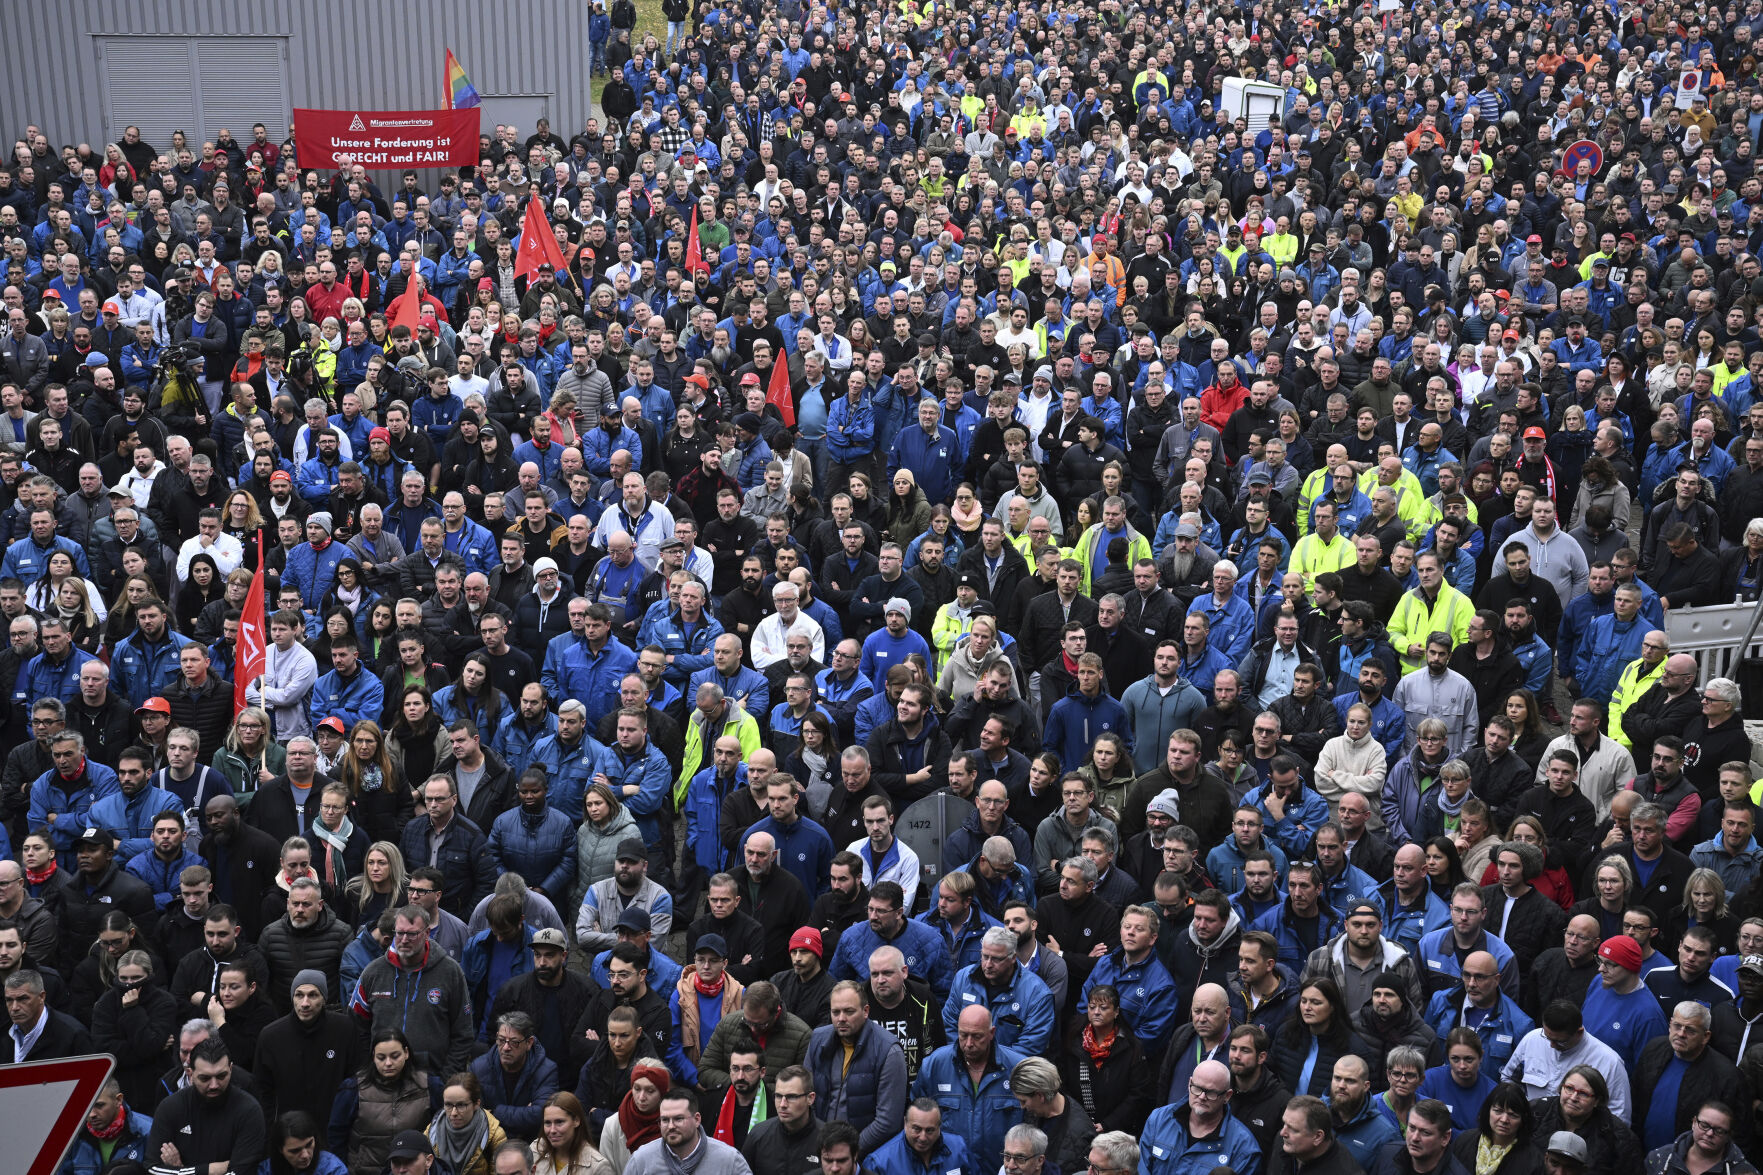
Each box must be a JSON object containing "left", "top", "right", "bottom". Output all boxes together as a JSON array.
[{"left": 5, "top": 0, "right": 1763, "bottom": 1173}]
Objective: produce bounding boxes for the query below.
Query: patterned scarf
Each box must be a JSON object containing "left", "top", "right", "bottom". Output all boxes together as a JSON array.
[{"left": 1081, "top": 1023, "right": 1117, "bottom": 1066}]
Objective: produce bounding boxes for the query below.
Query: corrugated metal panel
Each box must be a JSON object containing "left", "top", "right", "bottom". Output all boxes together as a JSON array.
[{"left": 1, "top": 1, "right": 593, "bottom": 159}]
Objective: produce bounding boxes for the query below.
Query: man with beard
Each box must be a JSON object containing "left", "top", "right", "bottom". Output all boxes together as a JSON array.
[
  {"left": 809, "top": 853, "right": 868, "bottom": 963},
  {"left": 486, "top": 927, "right": 599, "bottom": 1088},
  {"left": 946, "top": 664, "right": 1042, "bottom": 757},
  {"left": 253, "top": 970, "right": 362, "bottom": 1143},
  {"left": 256, "top": 876, "right": 352, "bottom": 1013},
  {"left": 351, "top": 904, "right": 474, "bottom": 1075},
  {"left": 1327, "top": 1056, "right": 1400, "bottom": 1170},
  {"left": 769, "top": 926, "right": 833, "bottom": 1029},
  {"left": 145, "top": 1037, "right": 266, "bottom": 1175},
  {"left": 730, "top": 827, "right": 814, "bottom": 979},
  {"left": 828, "top": 880, "right": 952, "bottom": 1001},
  {"left": 805, "top": 980, "right": 909, "bottom": 1155},
  {"left": 1225, "top": 1023, "right": 1290, "bottom": 1156}
]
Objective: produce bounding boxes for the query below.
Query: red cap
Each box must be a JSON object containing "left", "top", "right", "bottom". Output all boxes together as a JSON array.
[
  {"left": 102, "top": 300, "right": 120, "bottom": 315},
  {"left": 1621, "top": 231, "right": 1636, "bottom": 241},
  {"left": 789, "top": 927, "right": 824, "bottom": 958},
  {"left": 740, "top": 372, "right": 761, "bottom": 386},
  {"left": 135, "top": 697, "right": 171, "bottom": 715},
  {"left": 1502, "top": 330, "right": 1520, "bottom": 341},
  {"left": 40, "top": 289, "right": 60, "bottom": 301},
  {"left": 1598, "top": 934, "right": 1642, "bottom": 972},
  {"left": 684, "top": 372, "right": 711, "bottom": 390},
  {"left": 269, "top": 470, "right": 292, "bottom": 485},
  {"left": 1526, "top": 234, "right": 1543, "bottom": 244},
  {"left": 316, "top": 716, "right": 348, "bottom": 736},
  {"left": 1523, "top": 426, "right": 1546, "bottom": 440},
  {"left": 369, "top": 426, "right": 391, "bottom": 444}
]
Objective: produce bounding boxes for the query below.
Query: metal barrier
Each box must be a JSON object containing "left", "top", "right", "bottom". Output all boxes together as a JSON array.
[{"left": 1664, "top": 599, "right": 1763, "bottom": 686}]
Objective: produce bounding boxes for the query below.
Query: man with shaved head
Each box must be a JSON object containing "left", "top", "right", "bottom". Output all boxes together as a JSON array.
[
  {"left": 1161, "top": 982, "right": 1231, "bottom": 1100},
  {"left": 1139, "top": 1058, "right": 1259, "bottom": 1175},
  {"left": 1614, "top": 652, "right": 1702, "bottom": 766},
  {"left": 910, "top": 1005, "right": 1026, "bottom": 1173}
]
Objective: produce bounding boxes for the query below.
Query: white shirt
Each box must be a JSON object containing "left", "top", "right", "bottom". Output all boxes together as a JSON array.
[
  {"left": 176, "top": 531, "right": 245, "bottom": 580},
  {"left": 751, "top": 610, "right": 826, "bottom": 669},
  {"left": 10, "top": 1005, "right": 46, "bottom": 1062},
  {"left": 248, "top": 640, "right": 319, "bottom": 740},
  {"left": 1502, "top": 1026, "right": 1632, "bottom": 1123}
]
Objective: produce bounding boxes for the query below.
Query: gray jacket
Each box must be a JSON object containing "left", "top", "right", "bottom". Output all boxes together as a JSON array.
[{"left": 626, "top": 1132, "right": 755, "bottom": 1175}]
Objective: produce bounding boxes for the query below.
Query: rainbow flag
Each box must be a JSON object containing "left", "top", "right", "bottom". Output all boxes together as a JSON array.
[{"left": 445, "top": 49, "right": 481, "bottom": 109}]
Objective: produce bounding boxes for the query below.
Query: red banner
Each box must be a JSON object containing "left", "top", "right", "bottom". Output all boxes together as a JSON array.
[{"left": 293, "top": 107, "right": 479, "bottom": 170}]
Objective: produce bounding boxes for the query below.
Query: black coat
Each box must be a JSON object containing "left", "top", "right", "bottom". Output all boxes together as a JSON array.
[
  {"left": 57, "top": 862, "right": 155, "bottom": 971},
  {"left": 1632, "top": 1038, "right": 1752, "bottom": 1150},
  {"left": 486, "top": 969, "right": 602, "bottom": 1090},
  {"left": 90, "top": 981, "right": 177, "bottom": 1108},
  {"left": 245, "top": 773, "right": 334, "bottom": 847},
  {"left": 254, "top": 1009, "right": 364, "bottom": 1144},
  {"left": 16, "top": 1005, "right": 93, "bottom": 1061},
  {"left": 685, "top": 909, "right": 770, "bottom": 986},
  {"left": 727, "top": 863, "right": 813, "bottom": 978},
  {"left": 1527, "top": 1099, "right": 1642, "bottom": 1175},
  {"left": 1058, "top": 1028, "right": 1154, "bottom": 1136},
  {"left": 200, "top": 821, "right": 284, "bottom": 938},
  {"left": 1451, "top": 1130, "right": 1544, "bottom": 1175}
]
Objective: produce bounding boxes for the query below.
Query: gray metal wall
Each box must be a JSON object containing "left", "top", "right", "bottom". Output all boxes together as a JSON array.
[{"left": 0, "top": 0, "right": 596, "bottom": 159}]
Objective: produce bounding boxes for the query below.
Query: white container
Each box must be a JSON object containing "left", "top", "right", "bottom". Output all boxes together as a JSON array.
[{"left": 1219, "top": 78, "right": 1287, "bottom": 133}]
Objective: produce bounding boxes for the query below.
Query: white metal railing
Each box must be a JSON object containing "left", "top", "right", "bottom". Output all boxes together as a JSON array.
[{"left": 1664, "top": 599, "right": 1763, "bottom": 686}]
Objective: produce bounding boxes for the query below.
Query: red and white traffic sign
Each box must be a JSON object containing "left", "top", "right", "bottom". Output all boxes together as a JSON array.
[{"left": 0, "top": 1054, "right": 114, "bottom": 1175}]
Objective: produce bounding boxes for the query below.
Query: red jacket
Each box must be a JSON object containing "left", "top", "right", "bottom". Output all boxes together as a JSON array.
[{"left": 1200, "top": 379, "right": 1248, "bottom": 432}]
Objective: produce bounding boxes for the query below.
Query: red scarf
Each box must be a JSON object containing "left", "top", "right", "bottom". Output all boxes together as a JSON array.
[
  {"left": 618, "top": 1064, "right": 669, "bottom": 1148},
  {"left": 24, "top": 860, "right": 57, "bottom": 887},
  {"left": 87, "top": 1100, "right": 128, "bottom": 1140},
  {"left": 309, "top": 537, "right": 332, "bottom": 553},
  {"left": 1061, "top": 651, "right": 1081, "bottom": 677},
  {"left": 693, "top": 969, "right": 727, "bottom": 998},
  {"left": 1081, "top": 1023, "right": 1117, "bottom": 1067}
]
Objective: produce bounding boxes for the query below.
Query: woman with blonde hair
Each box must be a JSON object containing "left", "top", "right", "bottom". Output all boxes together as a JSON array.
[
  {"left": 213, "top": 706, "right": 287, "bottom": 801},
  {"left": 343, "top": 842, "right": 409, "bottom": 930},
  {"left": 44, "top": 572, "right": 104, "bottom": 652},
  {"left": 936, "top": 614, "right": 1017, "bottom": 702}
]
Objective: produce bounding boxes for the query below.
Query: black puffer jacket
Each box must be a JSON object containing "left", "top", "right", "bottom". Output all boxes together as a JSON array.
[
  {"left": 1528, "top": 1098, "right": 1643, "bottom": 1175},
  {"left": 256, "top": 906, "right": 354, "bottom": 1012}
]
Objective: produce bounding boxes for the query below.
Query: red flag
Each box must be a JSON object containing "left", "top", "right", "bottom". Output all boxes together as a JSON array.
[
  {"left": 235, "top": 542, "right": 267, "bottom": 713},
  {"left": 766, "top": 348, "right": 796, "bottom": 428},
  {"left": 514, "top": 196, "right": 569, "bottom": 281},
  {"left": 389, "top": 276, "right": 424, "bottom": 337},
  {"left": 684, "top": 205, "right": 709, "bottom": 276}
]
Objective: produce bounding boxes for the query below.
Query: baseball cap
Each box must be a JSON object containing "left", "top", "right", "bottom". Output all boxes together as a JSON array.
[
  {"left": 1597, "top": 934, "right": 1642, "bottom": 972},
  {"left": 106, "top": 482, "right": 132, "bottom": 498},
  {"left": 1523, "top": 426, "right": 1546, "bottom": 440},
  {"left": 1740, "top": 954, "right": 1763, "bottom": 975},
  {"left": 134, "top": 697, "right": 171, "bottom": 715},
  {"left": 616, "top": 837, "right": 648, "bottom": 862},
  {"left": 73, "top": 827, "right": 116, "bottom": 849},
  {"left": 269, "top": 470, "right": 292, "bottom": 486},
  {"left": 387, "top": 1132, "right": 434, "bottom": 1162},
  {"left": 532, "top": 928, "right": 569, "bottom": 951},
  {"left": 101, "top": 300, "right": 120, "bottom": 315},
  {"left": 1502, "top": 330, "right": 1520, "bottom": 342},
  {"left": 789, "top": 927, "right": 824, "bottom": 958},
  {"left": 1526, "top": 234, "right": 1543, "bottom": 244},
  {"left": 316, "top": 716, "right": 348, "bottom": 736},
  {"left": 739, "top": 373, "right": 761, "bottom": 387},
  {"left": 615, "top": 907, "right": 653, "bottom": 933},
  {"left": 694, "top": 933, "right": 728, "bottom": 959},
  {"left": 1545, "top": 1133, "right": 1588, "bottom": 1165}
]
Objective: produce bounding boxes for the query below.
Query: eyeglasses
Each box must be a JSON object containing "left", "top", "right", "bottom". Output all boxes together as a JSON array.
[
  {"left": 1187, "top": 1083, "right": 1229, "bottom": 1100},
  {"left": 495, "top": 1035, "right": 530, "bottom": 1048},
  {"left": 1694, "top": 1120, "right": 1731, "bottom": 1136},
  {"left": 1003, "top": 1155, "right": 1039, "bottom": 1167}
]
